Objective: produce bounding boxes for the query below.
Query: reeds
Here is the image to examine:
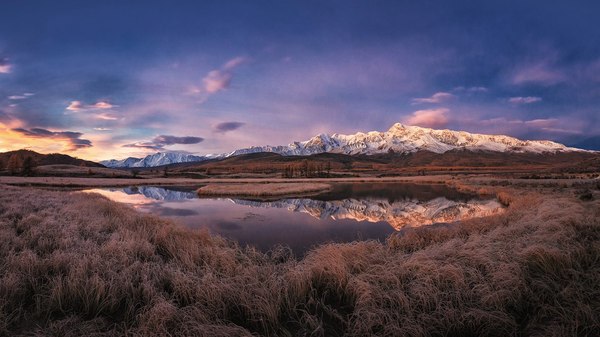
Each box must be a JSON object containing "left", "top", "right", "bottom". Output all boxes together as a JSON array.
[
  {"left": 0, "top": 183, "right": 598, "bottom": 336},
  {"left": 197, "top": 183, "right": 333, "bottom": 198}
]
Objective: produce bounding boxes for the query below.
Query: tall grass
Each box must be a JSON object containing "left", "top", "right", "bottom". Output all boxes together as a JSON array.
[
  {"left": 0, "top": 184, "right": 598, "bottom": 336},
  {"left": 197, "top": 182, "right": 333, "bottom": 198}
]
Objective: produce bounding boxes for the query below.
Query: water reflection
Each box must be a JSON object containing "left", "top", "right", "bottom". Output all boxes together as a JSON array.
[
  {"left": 122, "top": 186, "right": 197, "bottom": 200},
  {"left": 81, "top": 183, "right": 504, "bottom": 254},
  {"left": 231, "top": 197, "right": 503, "bottom": 230}
]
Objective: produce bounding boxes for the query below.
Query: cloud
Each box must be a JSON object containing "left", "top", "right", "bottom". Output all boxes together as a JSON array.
[
  {"left": 200, "top": 56, "right": 248, "bottom": 94},
  {"left": 122, "top": 142, "right": 162, "bottom": 150},
  {"left": 512, "top": 61, "right": 566, "bottom": 86},
  {"left": 508, "top": 96, "right": 542, "bottom": 104},
  {"left": 123, "top": 134, "right": 204, "bottom": 150},
  {"left": 93, "top": 127, "right": 112, "bottom": 131},
  {"left": 213, "top": 121, "right": 245, "bottom": 133},
  {"left": 453, "top": 86, "right": 488, "bottom": 93},
  {"left": 411, "top": 92, "right": 455, "bottom": 105},
  {"left": 11, "top": 128, "right": 92, "bottom": 150},
  {"left": 202, "top": 70, "right": 233, "bottom": 94},
  {"left": 477, "top": 117, "right": 581, "bottom": 135},
  {"left": 96, "top": 112, "right": 119, "bottom": 120},
  {"left": 66, "top": 101, "right": 84, "bottom": 111},
  {"left": 404, "top": 108, "right": 449, "bottom": 128},
  {"left": 92, "top": 101, "right": 116, "bottom": 109},
  {"left": 66, "top": 100, "right": 117, "bottom": 112},
  {"left": 152, "top": 135, "right": 204, "bottom": 145},
  {"left": 0, "top": 58, "right": 11, "bottom": 74},
  {"left": 7, "top": 93, "right": 33, "bottom": 101},
  {"left": 223, "top": 56, "right": 247, "bottom": 70}
]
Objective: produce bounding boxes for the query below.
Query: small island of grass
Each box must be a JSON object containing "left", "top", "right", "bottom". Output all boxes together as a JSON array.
[{"left": 197, "top": 182, "right": 333, "bottom": 198}]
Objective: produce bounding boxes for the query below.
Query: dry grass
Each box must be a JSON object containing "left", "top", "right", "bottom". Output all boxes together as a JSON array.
[
  {"left": 34, "top": 165, "right": 132, "bottom": 178},
  {"left": 0, "top": 182, "right": 599, "bottom": 336},
  {"left": 197, "top": 183, "right": 333, "bottom": 198}
]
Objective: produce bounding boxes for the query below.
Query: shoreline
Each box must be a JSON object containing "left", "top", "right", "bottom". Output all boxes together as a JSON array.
[{"left": 0, "top": 175, "right": 456, "bottom": 187}]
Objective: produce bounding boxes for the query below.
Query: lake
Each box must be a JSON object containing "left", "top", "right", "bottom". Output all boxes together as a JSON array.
[{"left": 82, "top": 183, "right": 503, "bottom": 255}]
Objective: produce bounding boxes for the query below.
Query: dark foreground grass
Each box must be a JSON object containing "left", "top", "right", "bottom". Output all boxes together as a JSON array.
[{"left": 0, "top": 184, "right": 599, "bottom": 336}]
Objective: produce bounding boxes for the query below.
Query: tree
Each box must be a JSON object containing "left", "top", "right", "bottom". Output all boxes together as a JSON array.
[
  {"left": 21, "top": 156, "right": 35, "bottom": 176},
  {"left": 163, "top": 166, "right": 169, "bottom": 178},
  {"left": 6, "top": 154, "right": 22, "bottom": 175},
  {"left": 131, "top": 169, "right": 140, "bottom": 178}
]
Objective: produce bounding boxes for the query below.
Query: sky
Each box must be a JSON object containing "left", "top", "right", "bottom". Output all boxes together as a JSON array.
[{"left": 1, "top": 0, "right": 599, "bottom": 161}]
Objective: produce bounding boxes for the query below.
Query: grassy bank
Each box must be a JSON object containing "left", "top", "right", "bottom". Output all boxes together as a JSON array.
[
  {"left": 0, "top": 183, "right": 599, "bottom": 336},
  {"left": 0, "top": 175, "right": 455, "bottom": 188},
  {"left": 197, "top": 182, "right": 333, "bottom": 198}
]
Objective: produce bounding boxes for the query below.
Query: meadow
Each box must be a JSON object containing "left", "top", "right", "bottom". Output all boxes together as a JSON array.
[{"left": 0, "top": 178, "right": 598, "bottom": 336}]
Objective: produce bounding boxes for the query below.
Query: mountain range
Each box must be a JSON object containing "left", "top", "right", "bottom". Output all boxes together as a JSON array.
[{"left": 101, "top": 123, "right": 586, "bottom": 168}]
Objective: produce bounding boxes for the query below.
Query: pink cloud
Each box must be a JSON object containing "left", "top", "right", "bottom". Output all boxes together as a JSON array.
[
  {"left": 96, "top": 112, "right": 119, "bottom": 121},
  {"left": 66, "top": 101, "right": 85, "bottom": 111},
  {"left": 411, "top": 92, "right": 455, "bottom": 105},
  {"left": 508, "top": 96, "right": 542, "bottom": 104},
  {"left": 0, "top": 58, "right": 11, "bottom": 74},
  {"left": 66, "top": 100, "right": 117, "bottom": 112},
  {"left": 92, "top": 101, "right": 116, "bottom": 109},
  {"left": 512, "top": 61, "right": 566, "bottom": 86},
  {"left": 202, "top": 70, "right": 233, "bottom": 94},
  {"left": 404, "top": 108, "right": 449, "bottom": 128},
  {"left": 200, "top": 56, "right": 248, "bottom": 95},
  {"left": 223, "top": 56, "right": 247, "bottom": 70}
]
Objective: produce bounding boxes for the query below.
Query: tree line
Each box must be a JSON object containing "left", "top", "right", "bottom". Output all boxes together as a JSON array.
[
  {"left": 282, "top": 160, "right": 332, "bottom": 178},
  {"left": 0, "top": 153, "right": 36, "bottom": 176}
]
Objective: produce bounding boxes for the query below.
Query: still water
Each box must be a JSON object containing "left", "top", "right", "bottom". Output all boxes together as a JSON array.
[{"left": 82, "top": 183, "right": 503, "bottom": 254}]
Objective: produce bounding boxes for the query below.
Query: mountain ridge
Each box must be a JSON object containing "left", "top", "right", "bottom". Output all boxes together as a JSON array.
[{"left": 102, "top": 123, "right": 588, "bottom": 168}]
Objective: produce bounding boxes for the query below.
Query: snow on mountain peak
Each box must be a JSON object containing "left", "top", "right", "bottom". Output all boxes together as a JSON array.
[
  {"left": 102, "top": 122, "right": 586, "bottom": 168},
  {"left": 101, "top": 152, "right": 213, "bottom": 168}
]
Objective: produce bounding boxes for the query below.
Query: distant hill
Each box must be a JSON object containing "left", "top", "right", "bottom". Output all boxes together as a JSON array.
[
  {"left": 0, "top": 150, "right": 103, "bottom": 172},
  {"left": 172, "top": 150, "right": 600, "bottom": 176}
]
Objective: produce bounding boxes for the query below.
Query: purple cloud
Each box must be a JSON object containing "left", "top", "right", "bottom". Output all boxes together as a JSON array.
[
  {"left": 153, "top": 135, "right": 204, "bottom": 145},
  {"left": 213, "top": 121, "right": 245, "bottom": 133},
  {"left": 11, "top": 127, "right": 92, "bottom": 150},
  {"left": 123, "top": 134, "right": 204, "bottom": 150}
]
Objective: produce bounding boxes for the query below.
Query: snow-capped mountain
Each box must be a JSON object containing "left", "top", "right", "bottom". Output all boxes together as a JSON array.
[
  {"left": 232, "top": 196, "right": 504, "bottom": 230},
  {"left": 101, "top": 152, "right": 220, "bottom": 168},
  {"left": 102, "top": 123, "right": 584, "bottom": 168},
  {"left": 228, "top": 123, "right": 582, "bottom": 157}
]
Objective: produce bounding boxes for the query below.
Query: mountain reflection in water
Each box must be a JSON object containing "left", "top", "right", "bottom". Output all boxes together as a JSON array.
[
  {"left": 231, "top": 197, "right": 503, "bottom": 231},
  {"left": 82, "top": 183, "right": 504, "bottom": 254}
]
